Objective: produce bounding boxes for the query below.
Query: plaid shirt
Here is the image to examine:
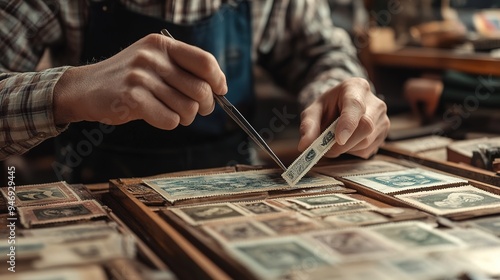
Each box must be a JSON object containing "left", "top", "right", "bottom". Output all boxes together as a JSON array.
[{"left": 0, "top": 0, "right": 367, "bottom": 159}]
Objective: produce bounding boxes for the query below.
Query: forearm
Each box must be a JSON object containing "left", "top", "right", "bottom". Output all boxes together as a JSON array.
[
  {"left": 298, "top": 59, "right": 369, "bottom": 107},
  {"left": 256, "top": 0, "right": 369, "bottom": 106},
  {"left": 289, "top": 23, "right": 369, "bottom": 107},
  {"left": 0, "top": 67, "right": 70, "bottom": 159}
]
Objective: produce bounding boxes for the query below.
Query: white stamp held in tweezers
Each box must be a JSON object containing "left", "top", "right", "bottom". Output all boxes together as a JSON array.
[{"left": 282, "top": 119, "right": 338, "bottom": 187}]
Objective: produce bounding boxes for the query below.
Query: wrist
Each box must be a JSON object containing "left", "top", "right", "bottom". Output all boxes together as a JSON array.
[{"left": 53, "top": 66, "right": 85, "bottom": 125}]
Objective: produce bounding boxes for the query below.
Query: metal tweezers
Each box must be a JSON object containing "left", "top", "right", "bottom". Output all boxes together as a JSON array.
[{"left": 160, "top": 29, "right": 287, "bottom": 171}]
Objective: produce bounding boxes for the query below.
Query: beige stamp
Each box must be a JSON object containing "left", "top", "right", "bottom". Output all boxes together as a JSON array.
[
  {"left": 170, "top": 202, "right": 250, "bottom": 225},
  {"left": 1, "top": 181, "right": 80, "bottom": 207},
  {"left": 9, "top": 265, "right": 107, "bottom": 280},
  {"left": 344, "top": 168, "right": 467, "bottom": 194},
  {"left": 234, "top": 200, "right": 287, "bottom": 216},
  {"left": 286, "top": 193, "right": 362, "bottom": 209},
  {"left": 303, "top": 228, "right": 398, "bottom": 261},
  {"left": 202, "top": 220, "right": 275, "bottom": 243},
  {"left": 396, "top": 185, "right": 500, "bottom": 215},
  {"left": 323, "top": 211, "right": 389, "bottom": 227},
  {"left": 368, "top": 221, "right": 463, "bottom": 251},
  {"left": 463, "top": 215, "right": 500, "bottom": 236},
  {"left": 225, "top": 236, "right": 335, "bottom": 279},
  {"left": 256, "top": 213, "right": 325, "bottom": 235},
  {"left": 299, "top": 201, "right": 377, "bottom": 217},
  {"left": 314, "top": 160, "right": 406, "bottom": 177},
  {"left": 19, "top": 200, "right": 107, "bottom": 228}
]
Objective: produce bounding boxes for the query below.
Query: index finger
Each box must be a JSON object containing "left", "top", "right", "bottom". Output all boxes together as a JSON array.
[
  {"left": 335, "top": 90, "right": 366, "bottom": 145},
  {"left": 165, "top": 38, "right": 228, "bottom": 95}
]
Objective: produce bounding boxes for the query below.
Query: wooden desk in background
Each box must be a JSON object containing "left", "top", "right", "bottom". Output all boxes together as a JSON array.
[
  {"left": 365, "top": 46, "right": 500, "bottom": 115},
  {"left": 370, "top": 47, "right": 500, "bottom": 76}
]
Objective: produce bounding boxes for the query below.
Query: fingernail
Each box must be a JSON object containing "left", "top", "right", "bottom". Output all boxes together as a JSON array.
[{"left": 337, "top": 129, "right": 351, "bottom": 145}]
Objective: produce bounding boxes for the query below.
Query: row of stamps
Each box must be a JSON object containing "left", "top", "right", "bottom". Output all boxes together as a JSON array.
[
  {"left": 170, "top": 201, "right": 289, "bottom": 226},
  {"left": 169, "top": 193, "right": 376, "bottom": 226},
  {"left": 0, "top": 181, "right": 108, "bottom": 228},
  {"left": 223, "top": 220, "right": 500, "bottom": 279},
  {"left": 0, "top": 180, "right": 165, "bottom": 279},
  {"left": 313, "top": 160, "right": 500, "bottom": 217},
  {"left": 143, "top": 169, "right": 344, "bottom": 204},
  {"left": 165, "top": 200, "right": 500, "bottom": 279},
  {"left": 169, "top": 193, "right": 393, "bottom": 245}
]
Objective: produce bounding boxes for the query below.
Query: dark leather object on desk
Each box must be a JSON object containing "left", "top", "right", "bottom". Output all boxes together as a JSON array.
[
  {"left": 471, "top": 146, "right": 500, "bottom": 172},
  {"left": 440, "top": 70, "right": 500, "bottom": 107}
]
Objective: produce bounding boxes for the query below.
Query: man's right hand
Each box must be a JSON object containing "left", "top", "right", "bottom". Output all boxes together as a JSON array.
[{"left": 53, "top": 33, "right": 228, "bottom": 129}]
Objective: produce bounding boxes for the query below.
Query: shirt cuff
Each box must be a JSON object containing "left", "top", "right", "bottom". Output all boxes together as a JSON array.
[{"left": 0, "top": 66, "right": 71, "bottom": 159}]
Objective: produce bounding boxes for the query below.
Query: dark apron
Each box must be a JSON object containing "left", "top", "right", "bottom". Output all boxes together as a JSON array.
[{"left": 55, "top": 0, "right": 254, "bottom": 183}]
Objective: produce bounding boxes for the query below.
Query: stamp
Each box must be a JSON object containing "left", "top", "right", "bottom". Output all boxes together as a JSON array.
[
  {"left": 125, "top": 184, "right": 155, "bottom": 195},
  {"left": 304, "top": 228, "right": 397, "bottom": 260},
  {"left": 22, "top": 221, "right": 117, "bottom": 239},
  {"left": 144, "top": 169, "right": 341, "bottom": 203},
  {"left": 202, "top": 220, "right": 274, "bottom": 243},
  {"left": 381, "top": 255, "right": 450, "bottom": 280},
  {"left": 170, "top": 203, "right": 249, "bottom": 225},
  {"left": 299, "top": 201, "right": 376, "bottom": 217},
  {"left": 34, "top": 232, "right": 134, "bottom": 268},
  {"left": 369, "top": 221, "right": 462, "bottom": 251},
  {"left": 257, "top": 213, "right": 325, "bottom": 235},
  {"left": 443, "top": 228, "right": 500, "bottom": 247},
  {"left": 18, "top": 200, "right": 107, "bottom": 228},
  {"left": 344, "top": 168, "right": 467, "bottom": 194},
  {"left": 6, "top": 265, "right": 107, "bottom": 280},
  {"left": 395, "top": 185, "right": 500, "bottom": 215},
  {"left": 286, "top": 194, "right": 362, "bottom": 209},
  {"left": 465, "top": 215, "right": 500, "bottom": 236},
  {"left": 323, "top": 211, "right": 389, "bottom": 227},
  {"left": 282, "top": 119, "right": 338, "bottom": 186},
  {"left": 0, "top": 236, "right": 47, "bottom": 260},
  {"left": 314, "top": 160, "right": 406, "bottom": 177},
  {"left": 235, "top": 201, "right": 285, "bottom": 215},
  {"left": 451, "top": 247, "right": 500, "bottom": 276},
  {"left": 1, "top": 181, "right": 80, "bottom": 207},
  {"left": 226, "top": 236, "right": 334, "bottom": 279}
]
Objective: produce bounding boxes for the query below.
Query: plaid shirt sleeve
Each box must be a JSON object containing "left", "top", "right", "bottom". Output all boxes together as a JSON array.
[
  {"left": 0, "top": 1, "right": 68, "bottom": 159},
  {"left": 255, "top": 0, "right": 369, "bottom": 107},
  {"left": 0, "top": 68, "right": 70, "bottom": 159}
]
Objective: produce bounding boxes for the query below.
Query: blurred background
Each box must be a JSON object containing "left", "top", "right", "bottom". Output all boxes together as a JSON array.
[{"left": 3, "top": 0, "right": 500, "bottom": 185}]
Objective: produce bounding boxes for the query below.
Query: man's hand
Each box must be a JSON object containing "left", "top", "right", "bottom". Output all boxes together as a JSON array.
[
  {"left": 298, "top": 77, "right": 390, "bottom": 159},
  {"left": 53, "top": 34, "right": 227, "bottom": 129}
]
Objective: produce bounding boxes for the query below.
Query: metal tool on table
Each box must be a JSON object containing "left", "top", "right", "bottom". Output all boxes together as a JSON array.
[{"left": 160, "top": 29, "right": 287, "bottom": 171}]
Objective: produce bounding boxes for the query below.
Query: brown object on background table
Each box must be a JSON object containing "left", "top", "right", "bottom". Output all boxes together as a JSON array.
[
  {"left": 403, "top": 77, "right": 443, "bottom": 122},
  {"left": 493, "top": 158, "right": 500, "bottom": 174}
]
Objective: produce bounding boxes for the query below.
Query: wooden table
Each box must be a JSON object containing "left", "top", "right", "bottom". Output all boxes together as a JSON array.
[{"left": 370, "top": 47, "right": 500, "bottom": 76}]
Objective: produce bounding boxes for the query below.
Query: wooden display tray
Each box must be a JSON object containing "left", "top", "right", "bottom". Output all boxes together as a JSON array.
[
  {"left": 107, "top": 160, "right": 448, "bottom": 279},
  {"left": 0, "top": 183, "right": 169, "bottom": 277},
  {"left": 108, "top": 166, "right": 240, "bottom": 280}
]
